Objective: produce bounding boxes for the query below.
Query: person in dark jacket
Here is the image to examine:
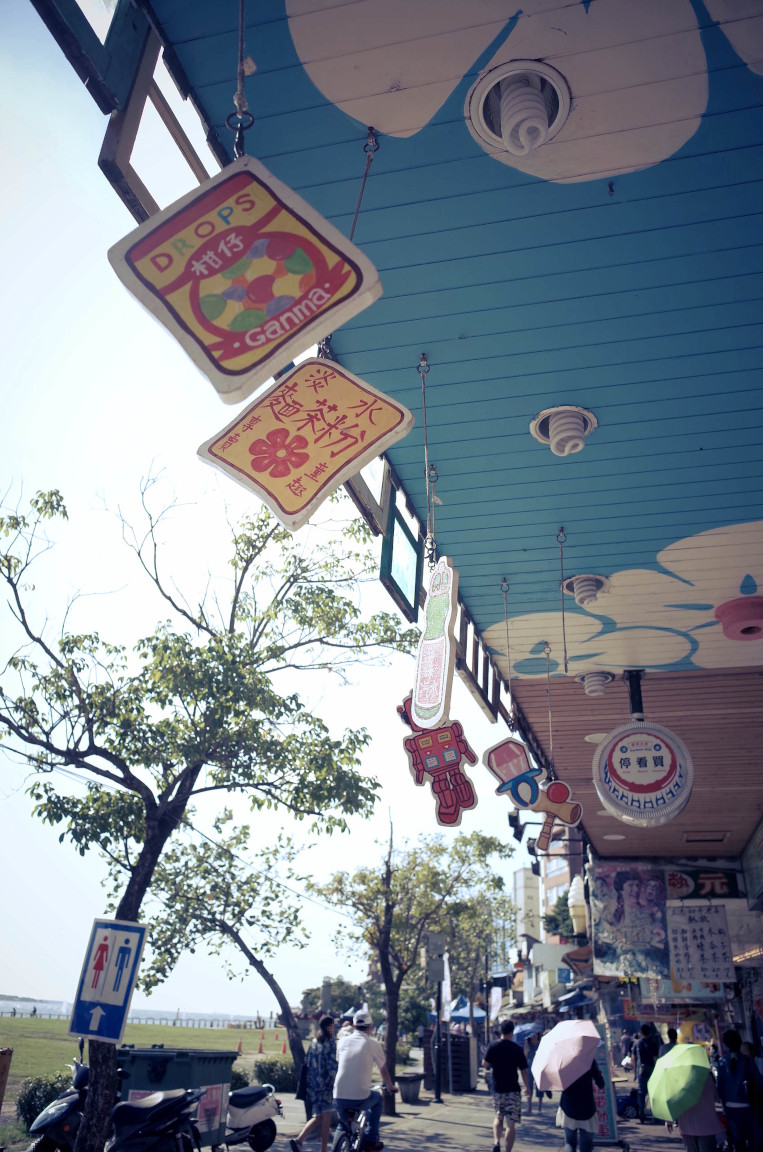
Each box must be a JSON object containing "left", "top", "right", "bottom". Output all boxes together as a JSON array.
[
  {"left": 555, "top": 1058, "right": 604, "bottom": 1152},
  {"left": 635, "top": 1023, "right": 657, "bottom": 1122},
  {"left": 716, "top": 1029, "right": 763, "bottom": 1152}
]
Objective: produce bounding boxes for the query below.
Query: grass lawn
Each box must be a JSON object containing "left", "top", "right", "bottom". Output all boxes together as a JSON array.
[{"left": 0, "top": 1017, "right": 291, "bottom": 1101}]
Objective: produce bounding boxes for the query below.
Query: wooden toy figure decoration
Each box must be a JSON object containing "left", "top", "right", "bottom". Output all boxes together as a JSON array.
[
  {"left": 108, "top": 156, "right": 382, "bottom": 404},
  {"left": 412, "top": 556, "right": 458, "bottom": 729},
  {"left": 398, "top": 694, "right": 478, "bottom": 827},
  {"left": 198, "top": 357, "right": 414, "bottom": 531},
  {"left": 483, "top": 738, "right": 583, "bottom": 852}
]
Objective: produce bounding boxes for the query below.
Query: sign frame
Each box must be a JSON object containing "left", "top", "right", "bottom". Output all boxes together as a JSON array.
[
  {"left": 592, "top": 720, "right": 693, "bottom": 827},
  {"left": 68, "top": 918, "right": 148, "bottom": 1045}
]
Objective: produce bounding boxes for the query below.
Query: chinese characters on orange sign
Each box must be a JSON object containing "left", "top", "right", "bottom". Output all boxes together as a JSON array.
[
  {"left": 109, "top": 157, "right": 382, "bottom": 403},
  {"left": 198, "top": 358, "right": 413, "bottom": 530}
]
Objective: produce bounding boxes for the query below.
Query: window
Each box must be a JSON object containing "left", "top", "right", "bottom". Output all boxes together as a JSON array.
[{"left": 545, "top": 856, "right": 567, "bottom": 878}]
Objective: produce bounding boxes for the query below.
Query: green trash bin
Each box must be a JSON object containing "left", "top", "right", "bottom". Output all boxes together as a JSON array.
[{"left": 117, "top": 1046, "right": 239, "bottom": 1147}]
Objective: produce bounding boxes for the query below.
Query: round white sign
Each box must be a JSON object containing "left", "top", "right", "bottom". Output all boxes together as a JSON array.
[{"left": 592, "top": 721, "right": 693, "bottom": 826}]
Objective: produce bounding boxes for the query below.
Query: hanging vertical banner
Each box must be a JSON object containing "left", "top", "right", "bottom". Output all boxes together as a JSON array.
[
  {"left": 198, "top": 357, "right": 413, "bottom": 530},
  {"left": 412, "top": 557, "right": 458, "bottom": 729},
  {"left": 442, "top": 953, "right": 452, "bottom": 1021},
  {"left": 398, "top": 694, "right": 478, "bottom": 826},
  {"left": 108, "top": 156, "right": 382, "bottom": 404},
  {"left": 592, "top": 1022, "right": 619, "bottom": 1141},
  {"left": 490, "top": 986, "right": 503, "bottom": 1022},
  {"left": 667, "top": 905, "right": 735, "bottom": 983}
]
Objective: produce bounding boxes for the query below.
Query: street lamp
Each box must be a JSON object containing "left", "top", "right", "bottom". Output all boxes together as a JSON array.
[{"left": 567, "top": 875, "right": 587, "bottom": 939}]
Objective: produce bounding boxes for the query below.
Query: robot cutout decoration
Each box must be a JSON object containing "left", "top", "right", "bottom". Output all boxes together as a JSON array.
[
  {"left": 412, "top": 556, "right": 458, "bottom": 729},
  {"left": 398, "top": 694, "right": 478, "bottom": 827},
  {"left": 483, "top": 738, "right": 583, "bottom": 851}
]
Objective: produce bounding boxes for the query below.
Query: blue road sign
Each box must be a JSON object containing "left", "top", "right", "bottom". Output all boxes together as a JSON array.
[{"left": 68, "top": 918, "right": 147, "bottom": 1044}]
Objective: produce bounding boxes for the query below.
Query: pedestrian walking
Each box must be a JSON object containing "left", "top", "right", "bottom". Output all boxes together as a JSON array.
[
  {"left": 290, "top": 1015, "right": 338, "bottom": 1152},
  {"left": 635, "top": 1023, "right": 657, "bottom": 1123},
  {"left": 482, "top": 1019, "right": 531, "bottom": 1152},
  {"left": 555, "top": 1059, "right": 604, "bottom": 1152},
  {"left": 716, "top": 1029, "right": 763, "bottom": 1152},
  {"left": 675, "top": 1071, "right": 724, "bottom": 1152}
]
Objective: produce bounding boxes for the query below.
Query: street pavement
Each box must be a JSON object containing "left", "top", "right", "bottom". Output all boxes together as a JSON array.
[{"left": 277, "top": 1081, "right": 684, "bottom": 1152}]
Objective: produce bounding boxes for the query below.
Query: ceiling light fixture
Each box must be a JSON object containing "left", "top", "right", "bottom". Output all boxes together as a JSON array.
[
  {"left": 466, "top": 60, "right": 571, "bottom": 157},
  {"left": 563, "top": 573, "right": 610, "bottom": 607},
  {"left": 530, "top": 405, "right": 598, "bottom": 457},
  {"left": 575, "top": 671, "right": 615, "bottom": 697}
]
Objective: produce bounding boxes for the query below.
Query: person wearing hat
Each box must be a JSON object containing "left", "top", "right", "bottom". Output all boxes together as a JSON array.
[{"left": 331, "top": 1010, "right": 397, "bottom": 1152}]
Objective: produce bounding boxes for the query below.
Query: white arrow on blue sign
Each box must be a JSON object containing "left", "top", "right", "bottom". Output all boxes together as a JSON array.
[{"left": 68, "top": 918, "right": 148, "bottom": 1044}]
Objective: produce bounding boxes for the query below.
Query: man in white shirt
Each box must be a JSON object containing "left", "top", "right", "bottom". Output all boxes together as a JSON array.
[{"left": 333, "top": 1010, "right": 396, "bottom": 1151}]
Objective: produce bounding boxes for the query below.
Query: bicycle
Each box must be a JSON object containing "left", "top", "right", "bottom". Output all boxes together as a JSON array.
[{"left": 330, "top": 1087, "right": 385, "bottom": 1152}]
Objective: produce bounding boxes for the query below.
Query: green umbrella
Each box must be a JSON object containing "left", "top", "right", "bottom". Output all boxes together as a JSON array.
[{"left": 647, "top": 1043, "right": 711, "bottom": 1121}]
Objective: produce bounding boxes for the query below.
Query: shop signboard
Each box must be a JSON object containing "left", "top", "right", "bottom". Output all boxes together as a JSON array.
[
  {"left": 109, "top": 156, "right": 382, "bottom": 404},
  {"left": 667, "top": 904, "right": 735, "bottom": 983},
  {"left": 637, "top": 976, "right": 724, "bottom": 1002},
  {"left": 592, "top": 721, "right": 693, "bottom": 826},
  {"left": 666, "top": 866, "right": 742, "bottom": 901},
  {"left": 590, "top": 859, "right": 670, "bottom": 977},
  {"left": 592, "top": 1022, "right": 619, "bottom": 1140},
  {"left": 198, "top": 358, "right": 413, "bottom": 531}
]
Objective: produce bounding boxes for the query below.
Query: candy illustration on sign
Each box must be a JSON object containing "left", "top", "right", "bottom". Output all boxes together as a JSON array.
[
  {"left": 412, "top": 557, "right": 458, "bottom": 729},
  {"left": 398, "top": 693, "right": 477, "bottom": 827},
  {"left": 483, "top": 737, "right": 583, "bottom": 851},
  {"left": 592, "top": 721, "right": 694, "bottom": 826},
  {"left": 108, "top": 156, "right": 382, "bottom": 404},
  {"left": 198, "top": 358, "right": 413, "bottom": 531}
]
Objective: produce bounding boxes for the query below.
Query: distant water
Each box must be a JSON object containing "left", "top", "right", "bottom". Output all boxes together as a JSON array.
[{"left": 0, "top": 995, "right": 271, "bottom": 1026}]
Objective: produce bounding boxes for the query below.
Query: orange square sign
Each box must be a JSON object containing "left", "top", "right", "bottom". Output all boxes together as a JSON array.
[
  {"left": 108, "top": 157, "right": 382, "bottom": 404},
  {"left": 198, "top": 358, "right": 414, "bottom": 530}
]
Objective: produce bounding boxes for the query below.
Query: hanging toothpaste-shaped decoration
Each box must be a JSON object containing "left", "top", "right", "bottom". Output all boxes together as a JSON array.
[
  {"left": 412, "top": 556, "right": 458, "bottom": 729},
  {"left": 108, "top": 156, "right": 382, "bottom": 404}
]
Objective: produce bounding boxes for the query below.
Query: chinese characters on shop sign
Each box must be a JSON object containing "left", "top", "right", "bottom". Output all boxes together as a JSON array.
[
  {"left": 666, "top": 905, "right": 735, "bottom": 983},
  {"left": 199, "top": 358, "right": 413, "bottom": 530}
]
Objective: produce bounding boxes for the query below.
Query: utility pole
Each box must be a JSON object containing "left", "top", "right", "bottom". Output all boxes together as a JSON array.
[{"left": 423, "top": 932, "right": 446, "bottom": 1103}]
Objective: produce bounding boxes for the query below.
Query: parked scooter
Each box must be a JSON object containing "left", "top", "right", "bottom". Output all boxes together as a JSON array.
[
  {"left": 27, "top": 1045, "right": 89, "bottom": 1152},
  {"left": 212, "top": 1083, "right": 282, "bottom": 1152},
  {"left": 106, "top": 1087, "right": 204, "bottom": 1152}
]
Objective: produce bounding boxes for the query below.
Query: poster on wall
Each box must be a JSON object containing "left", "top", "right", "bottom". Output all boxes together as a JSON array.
[
  {"left": 637, "top": 976, "right": 724, "bottom": 1002},
  {"left": 593, "top": 1022, "right": 619, "bottom": 1140},
  {"left": 667, "top": 904, "right": 735, "bottom": 983},
  {"left": 590, "top": 860, "right": 670, "bottom": 977}
]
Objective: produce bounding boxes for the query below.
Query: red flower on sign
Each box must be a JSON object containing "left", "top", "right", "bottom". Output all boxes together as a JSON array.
[{"left": 248, "top": 428, "right": 309, "bottom": 478}]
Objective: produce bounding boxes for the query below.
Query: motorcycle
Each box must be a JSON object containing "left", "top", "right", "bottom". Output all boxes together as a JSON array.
[
  {"left": 212, "top": 1083, "right": 282, "bottom": 1152},
  {"left": 27, "top": 1048, "right": 89, "bottom": 1152},
  {"left": 106, "top": 1087, "right": 204, "bottom": 1152}
]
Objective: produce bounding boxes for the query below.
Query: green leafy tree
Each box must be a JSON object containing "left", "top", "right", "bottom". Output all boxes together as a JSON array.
[
  {"left": 312, "top": 830, "right": 512, "bottom": 1112},
  {"left": 542, "top": 888, "right": 574, "bottom": 940},
  {"left": 0, "top": 487, "right": 417, "bottom": 1152},
  {"left": 300, "top": 976, "right": 364, "bottom": 1018},
  {"left": 446, "top": 892, "right": 516, "bottom": 1033}
]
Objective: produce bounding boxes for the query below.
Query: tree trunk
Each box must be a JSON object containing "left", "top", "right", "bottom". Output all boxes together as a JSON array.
[
  {"left": 227, "top": 926, "right": 305, "bottom": 1075},
  {"left": 382, "top": 978, "right": 402, "bottom": 1116},
  {"left": 73, "top": 816, "right": 181, "bottom": 1152}
]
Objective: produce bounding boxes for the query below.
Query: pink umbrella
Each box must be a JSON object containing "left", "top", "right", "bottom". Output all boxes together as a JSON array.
[{"left": 531, "top": 1020, "right": 602, "bottom": 1091}]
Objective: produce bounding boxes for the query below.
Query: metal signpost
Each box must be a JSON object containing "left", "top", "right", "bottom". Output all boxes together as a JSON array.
[{"left": 68, "top": 918, "right": 148, "bottom": 1044}]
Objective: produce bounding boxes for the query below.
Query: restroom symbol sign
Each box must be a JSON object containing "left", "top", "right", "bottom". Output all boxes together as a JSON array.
[{"left": 69, "top": 918, "right": 148, "bottom": 1044}]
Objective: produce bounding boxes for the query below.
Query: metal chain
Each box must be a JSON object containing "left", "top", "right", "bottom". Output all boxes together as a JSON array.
[
  {"left": 557, "top": 526, "right": 569, "bottom": 674},
  {"left": 544, "top": 640, "right": 556, "bottom": 778},
  {"left": 226, "top": 0, "right": 254, "bottom": 159},
  {"left": 418, "top": 353, "right": 436, "bottom": 567},
  {"left": 501, "top": 579, "right": 515, "bottom": 721},
  {"left": 349, "top": 127, "right": 379, "bottom": 242}
]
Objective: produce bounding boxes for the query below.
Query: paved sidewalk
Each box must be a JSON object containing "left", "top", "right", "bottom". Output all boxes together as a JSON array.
[{"left": 277, "top": 1085, "right": 684, "bottom": 1152}]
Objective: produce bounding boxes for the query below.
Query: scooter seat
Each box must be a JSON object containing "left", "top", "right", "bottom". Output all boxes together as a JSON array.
[
  {"left": 228, "top": 1085, "right": 271, "bottom": 1108},
  {"left": 112, "top": 1090, "right": 186, "bottom": 1125}
]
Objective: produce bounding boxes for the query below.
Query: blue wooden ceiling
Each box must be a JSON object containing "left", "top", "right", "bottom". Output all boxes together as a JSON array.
[{"left": 144, "top": 0, "right": 763, "bottom": 681}]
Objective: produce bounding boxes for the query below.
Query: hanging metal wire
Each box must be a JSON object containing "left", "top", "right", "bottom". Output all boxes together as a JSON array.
[
  {"left": 543, "top": 640, "right": 556, "bottom": 779},
  {"left": 226, "top": 0, "right": 254, "bottom": 158},
  {"left": 557, "top": 526, "right": 569, "bottom": 674},
  {"left": 500, "top": 578, "right": 515, "bottom": 722},
  {"left": 419, "top": 353, "right": 437, "bottom": 567}
]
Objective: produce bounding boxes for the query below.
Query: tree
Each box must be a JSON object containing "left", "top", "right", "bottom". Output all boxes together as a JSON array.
[
  {"left": 0, "top": 487, "right": 417, "bottom": 1152},
  {"left": 446, "top": 891, "right": 516, "bottom": 1034},
  {"left": 300, "top": 976, "right": 364, "bottom": 1018},
  {"left": 312, "top": 829, "right": 512, "bottom": 1112},
  {"left": 543, "top": 888, "right": 574, "bottom": 940}
]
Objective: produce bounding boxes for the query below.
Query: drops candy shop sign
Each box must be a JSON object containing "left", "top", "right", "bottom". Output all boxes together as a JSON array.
[
  {"left": 592, "top": 721, "right": 693, "bottom": 827},
  {"left": 108, "top": 157, "right": 382, "bottom": 404}
]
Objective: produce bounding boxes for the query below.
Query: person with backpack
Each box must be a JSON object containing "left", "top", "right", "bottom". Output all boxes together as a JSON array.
[{"left": 716, "top": 1029, "right": 763, "bottom": 1152}]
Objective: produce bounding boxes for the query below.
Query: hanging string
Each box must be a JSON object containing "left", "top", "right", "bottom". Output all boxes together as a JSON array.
[
  {"left": 557, "top": 526, "right": 569, "bottom": 674},
  {"left": 226, "top": 0, "right": 254, "bottom": 158},
  {"left": 349, "top": 127, "right": 379, "bottom": 243},
  {"left": 418, "top": 353, "right": 437, "bottom": 566},
  {"left": 500, "top": 579, "right": 515, "bottom": 721},
  {"left": 544, "top": 640, "right": 556, "bottom": 778}
]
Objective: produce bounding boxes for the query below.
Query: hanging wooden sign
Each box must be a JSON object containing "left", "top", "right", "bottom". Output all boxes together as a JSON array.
[
  {"left": 592, "top": 721, "right": 693, "bottom": 827},
  {"left": 108, "top": 156, "right": 382, "bottom": 404},
  {"left": 398, "top": 693, "right": 478, "bottom": 827},
  {"left": 198, "top": 357, "right": 413, "bottom": 531},
  {"left": 412, "top": 556, "right": 458, "bottom": 729},
  {"left": 483, "top": 737, "right": 583, "bottom": 851}
]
